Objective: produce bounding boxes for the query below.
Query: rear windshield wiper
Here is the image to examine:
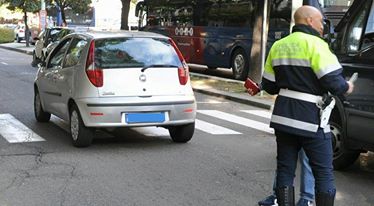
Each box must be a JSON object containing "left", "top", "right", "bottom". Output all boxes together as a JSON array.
[{"left": 141, "top": 64, "right": 179, "bottom": 72}]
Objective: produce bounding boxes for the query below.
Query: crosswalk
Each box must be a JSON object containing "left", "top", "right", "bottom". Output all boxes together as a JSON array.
[{"left": 0, "top": 109, "right": 274, "bottom": 144}]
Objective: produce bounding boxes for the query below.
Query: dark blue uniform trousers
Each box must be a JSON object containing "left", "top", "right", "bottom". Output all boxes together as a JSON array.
[{"left": 275, "top": 130, "right": 335, "bottom": 194}]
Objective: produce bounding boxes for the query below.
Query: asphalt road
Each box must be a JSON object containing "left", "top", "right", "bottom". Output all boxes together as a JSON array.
[{"left": 0, "top": 48, "right": 374, "bottom": 206}]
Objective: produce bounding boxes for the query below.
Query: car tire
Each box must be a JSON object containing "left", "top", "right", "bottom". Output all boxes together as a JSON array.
[
  {"left": 330, "top": 118, "right": 360, "bottom": 170},
  {"left": 231, "top": 48, "right": 249, "bottom": 80},
  {"left": 34, "top": 90, "right": 51, "bottom": 122},
  {"left": 168, "top": 122, "right": 195, "bottom": 143},
  {"left": 16, "top": 35, "right": 21, "bottom": 43},
  {"left": 70, "top": 104, "right": 93, "bottom": 147}
]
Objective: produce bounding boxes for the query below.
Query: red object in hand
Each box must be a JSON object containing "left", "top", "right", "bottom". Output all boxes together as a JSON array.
[{"left": 244, "top": 78, "right": 260, "bottom": 96}]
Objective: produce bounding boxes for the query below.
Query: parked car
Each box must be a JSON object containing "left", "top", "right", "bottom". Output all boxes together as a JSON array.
[
  {"left": 14, "top": 24, "right": 26, "bottom": 43},
  {"left": 34, "top": 31, "right": 196, "bottom": 147},
  {"left": 32, "top": 27, "right": 74, "bottom": 67},
  {"left": 329, "top": 0, "right": 374, "bottom": 169},
  {"left": 14, "top": 24, "right": 38, "bottom": 44}
]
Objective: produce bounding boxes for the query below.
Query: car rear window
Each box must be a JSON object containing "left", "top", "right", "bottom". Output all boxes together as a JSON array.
[{"left": 94, "top": 37, "right": 182, "bottom": 69}]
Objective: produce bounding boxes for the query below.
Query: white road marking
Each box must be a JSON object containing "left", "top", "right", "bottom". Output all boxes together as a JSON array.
[
  {"left": 196, "top": 100, "right": 229, "bottom": 104},
  {"left": 198, "top": 110, "right": 274, "bottom": 134},
  {"left": 0, "top": 114, "right": 45, "bottom": 143},
  {"left": 131, "top": 127, "right": 170, "bottom": 136},
  {"left": 1, "top": 62, "right": 8, "bottom": 65},
  {"left": 241, "top": 110, "right": 272, "bottom": 119},
  {"left": 195, "top": 119, "right": 241, "bottom": 135}
]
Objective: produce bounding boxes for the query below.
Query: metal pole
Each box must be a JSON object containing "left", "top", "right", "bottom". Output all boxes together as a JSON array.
[{"left": 41, "top": 0, "right": 45, "bottom": 10}]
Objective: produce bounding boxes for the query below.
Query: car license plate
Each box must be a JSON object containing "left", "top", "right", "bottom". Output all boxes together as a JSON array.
[{"left": 125, "top": 112, "right": 165, "bottom": 123}]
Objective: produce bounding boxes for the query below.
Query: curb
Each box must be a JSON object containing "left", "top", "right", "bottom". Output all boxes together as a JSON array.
[
  {"left": 190, "top": 73, "right": 274, "bottom": 110},
  {"left": 192, "top": 87, "right": 273, "bottom": 110},
  {"left": 0, "top": 45, "right": 33, "bottom": 55}
]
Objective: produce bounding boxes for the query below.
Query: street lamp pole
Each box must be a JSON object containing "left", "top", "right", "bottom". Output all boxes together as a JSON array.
[{"left": 40, "top": 0, "right": 47, "bottom": 30}]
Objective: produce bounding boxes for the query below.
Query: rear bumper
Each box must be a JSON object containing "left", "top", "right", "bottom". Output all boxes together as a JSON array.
[{"left": 75, "top": 96, "right": 196, "bottom": 127}]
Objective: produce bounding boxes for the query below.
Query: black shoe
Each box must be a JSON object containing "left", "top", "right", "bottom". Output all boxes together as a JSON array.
[
  {"left": 258, "top": 194, "right": 278, "bottom": 206},
  {"left": 315, "top": 192, "right": 335, "bottom": 206},
  {"left": 275, "top": 186, "right": 295, "bottom": 206}
]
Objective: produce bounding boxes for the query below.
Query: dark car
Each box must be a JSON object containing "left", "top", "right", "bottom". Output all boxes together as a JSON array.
[
  {"left": 32, "top": 27, "right": 74, "bottom": 67},
  {"left": 329, "top": 0, "right": 374, "bottom": 169}
]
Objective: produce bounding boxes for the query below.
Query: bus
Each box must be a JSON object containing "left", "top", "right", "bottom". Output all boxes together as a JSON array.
[
  {"left": 135, "top": 0, "right": 349, "bottom": 80},
  {"left": 319, "top": 0, "right": 355, "bottom": 26}
]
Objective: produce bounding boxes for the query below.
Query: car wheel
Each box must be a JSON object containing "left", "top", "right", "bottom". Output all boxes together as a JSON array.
[
  {"left": 34, "top": 90, "right": 51, "bottom": 122},
  {"left": 16, "top": 35, "right": 21, "bottom": 43},
  {"left": 70, "top": 104, "right": 93, "bottom": 147},
  {"left": 231, "top": 48, "right": 249, "bottom": 80},
  {"left": 168, "top": 122, "right": 195, "bottom": 143},
  {"left": 330, "top": 120, "right": 360, "bottom": 170}
]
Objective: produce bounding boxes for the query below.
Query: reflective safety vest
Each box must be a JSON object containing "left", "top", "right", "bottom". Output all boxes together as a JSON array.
[{"left": 262, "top": 26, "right": 348, "bottom": 138}]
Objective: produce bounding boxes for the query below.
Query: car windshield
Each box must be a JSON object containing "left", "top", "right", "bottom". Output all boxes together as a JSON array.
[{"left": 94, "top": 37, "right": 182, "bottom": 69}]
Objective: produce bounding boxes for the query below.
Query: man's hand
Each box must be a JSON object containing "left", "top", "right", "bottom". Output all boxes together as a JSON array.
[
  {"left": 244, "top": 78, "right": 260, "bottom": 96},
  {"left": 246, "top": 87, "right": 259, "bottom": 96},
  {"left": 345, "top": 81, "right": 354, "bottom": 95}
]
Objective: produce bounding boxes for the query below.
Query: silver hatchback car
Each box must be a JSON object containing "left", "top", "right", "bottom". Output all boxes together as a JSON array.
[{"left": 34, "top": 31, "right": 196, "bottom": 147}]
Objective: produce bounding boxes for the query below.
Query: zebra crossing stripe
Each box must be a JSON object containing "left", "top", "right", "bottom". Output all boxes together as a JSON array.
[
  {"left": 195, "top": 119, "right": 241, "bottom": 135},
  {"left": 241, "top": 110, "right": 272, "bottom": 119},
  {"left": 0, "top": 113, "right": 45, "bottom": 143},
  {"left": 131, "top": 119, "right": 241, "bottom": 136},
  {"left": 132, "top": 127, "right": 170, "bottom": 136},
  {"left": 198, "top": 110, "right": 274, "bottom": 134}
]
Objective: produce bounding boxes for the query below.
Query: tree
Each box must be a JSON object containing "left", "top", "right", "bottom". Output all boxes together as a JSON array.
[
  {"left": 46, "top": 0, "right": 91, "bottom": 25},
  {"left": 0, "top": 0, "right": 40, "bottom": 47},
  {"left": 120, "top": 0, "right": 137, "bottom": 30}
]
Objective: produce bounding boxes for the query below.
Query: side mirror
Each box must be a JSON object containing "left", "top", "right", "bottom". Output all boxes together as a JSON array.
[{"left": 323, "top": 19, "right": 334, "bottom": 44}]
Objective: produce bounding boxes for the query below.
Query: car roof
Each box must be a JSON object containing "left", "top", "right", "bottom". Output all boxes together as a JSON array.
[{"left": 74, "top": 30, "right": 169, "bottom": 40}]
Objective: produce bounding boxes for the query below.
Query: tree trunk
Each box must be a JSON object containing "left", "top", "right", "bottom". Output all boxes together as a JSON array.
[
  {"left": 24, "top": 11, "right": 30, "bottom": 47},
  {"left": 120, "top": 0, "right": 130, "bottom": 30},
  {"left": 60, "top": 5, "right": 67, "bottom": 26},
  {"left": 248, "top": 0, "right": 270, "bottom": 83}
]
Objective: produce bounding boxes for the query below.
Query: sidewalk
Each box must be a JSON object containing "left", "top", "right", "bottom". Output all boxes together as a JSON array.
[{"left": 0, "top": 42, "right": 274, "bottom": 110}]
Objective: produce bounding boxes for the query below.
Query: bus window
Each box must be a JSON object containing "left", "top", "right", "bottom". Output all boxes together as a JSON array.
[
  {"left": 362, "top": 1, "right": 374, "bottom": 49},
  {"left": 269, "top": 0, "right": 292, "bottom": 29},
  {"left": 345, "top": 0, "right": 371, "bottom": 52}
]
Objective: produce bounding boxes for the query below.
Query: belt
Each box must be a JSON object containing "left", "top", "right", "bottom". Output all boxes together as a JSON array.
[{"left": 279, "top": 89, "right": 322, "bottom": 104}]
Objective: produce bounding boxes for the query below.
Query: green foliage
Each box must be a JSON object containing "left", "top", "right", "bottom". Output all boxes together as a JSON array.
[
  {"left": 2, "top": 0, "right": 40, "bottom": 13},
  {"left": 46, "top": 0, "right": 91, "bottom": 23},
  {"left": 0, "top": 27, "right": 15, "bottom": 43}
]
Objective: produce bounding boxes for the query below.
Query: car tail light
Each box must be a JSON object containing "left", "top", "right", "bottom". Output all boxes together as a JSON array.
[
  {"left": 86, "top": 40, "right": 103, "bottom": 87},
  {"left": 169, "top": 38, "right": 189, "bottom": 85}
]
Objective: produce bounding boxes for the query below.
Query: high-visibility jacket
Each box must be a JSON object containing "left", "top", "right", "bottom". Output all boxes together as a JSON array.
[{"left": 262, "top": 25, "right": 348, "bottom": 138}]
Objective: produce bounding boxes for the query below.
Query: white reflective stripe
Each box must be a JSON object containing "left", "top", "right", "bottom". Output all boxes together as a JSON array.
[
  {"left": 195, "top": 119, "right": 241, "bottom": 135},
  {"left": 323, "top": 126, "right": 331, "bottom": 133},
  {"left": 263, "top": 72, "right": 275, "bottom": 82},
  {"left": 271, "top": 115, "right": 319, "bottom": 132},
  {"left": 272, "top": 58, "right": 311, "bottom": 67},
  {"left": 315, "top": 63, "right": 342, "bottom": 79},
  {"left": 0, "top": 114, "right": 45, "bottom": 143},
  {"left": 279, "top": 89, "right": 322, "bottom": 103}
]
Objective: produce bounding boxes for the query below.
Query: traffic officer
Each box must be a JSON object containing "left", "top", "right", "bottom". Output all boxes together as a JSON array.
[{"left": 260, "top": 5, "right": 354, "bottom": 206}]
